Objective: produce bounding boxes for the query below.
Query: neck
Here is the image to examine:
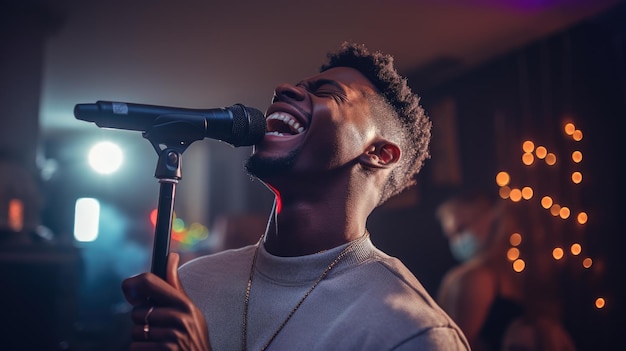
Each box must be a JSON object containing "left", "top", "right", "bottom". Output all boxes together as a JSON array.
[
  {"left": 261, "top": 196, "right": 369, "bottom": 257},
  {"left": 258, "top": 169, "right": 379, "bottom": 256}
]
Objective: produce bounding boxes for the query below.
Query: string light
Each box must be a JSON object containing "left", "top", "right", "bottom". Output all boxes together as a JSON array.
[
  {"left": 522, "top": 140, "right": 535, "bottom": 153},
  {"left": 541, "top": 196, "right": 553, "bottom": 209},
  {"left": 535, "top": 146, "right": 547, "bottom": 159},
  {"left": 553, "top": 247, "right": 564, "bottom": 260},
  {"left": 521, "top": 187, "right": 533, "bottom": 200},
  {"left": 577, "top": 212, "right": 588, "bottom": 225},
  {"left": 499, "top": 186, "right": 511, "bottom": 199},
  {"left": 509, "top": 233, "right": 522, "bottom": 246},
  {"left": 497, "top": 121, "right": 599, "bottom": 310},
  {"left": 573, "top": 130, "right": 583, "bottom": 141},
  {"left": 496, "top": 171, "right": 510, "bottom": 186},
  {"left": 570, "top": 243, "right": 582, "bottom": 256},
  {"left": 512, "top": 259, "right": 525, "bottom": 272},
  {"left": 522, "top": 152, "right": 534, "bottom": 165},
  {"left": 509, "top": 188, "right": 522, "bottom": 202},
  {"left": 507, "top": 247, "right": 520, "bottom": 261}
]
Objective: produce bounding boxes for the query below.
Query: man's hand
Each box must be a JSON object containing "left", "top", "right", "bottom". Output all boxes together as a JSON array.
[{"left": 122, "top": 253, "right": 211, "bottom": 351}]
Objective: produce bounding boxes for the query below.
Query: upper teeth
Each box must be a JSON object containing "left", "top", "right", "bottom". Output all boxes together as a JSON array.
[{"left": 266, "top": 112, "right": 305, "bottom": 135}]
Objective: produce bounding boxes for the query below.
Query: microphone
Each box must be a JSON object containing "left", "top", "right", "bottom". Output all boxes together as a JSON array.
[{"left": 74, "top": 101, "right": 266, "bottom": 147}]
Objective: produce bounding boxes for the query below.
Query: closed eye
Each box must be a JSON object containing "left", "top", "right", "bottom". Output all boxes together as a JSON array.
[
  {"left": 298, "top": 79, "right": 348, "bottom": 102},
  {"left": 314, "top": 89, "right": 345, "bottom": 101}
]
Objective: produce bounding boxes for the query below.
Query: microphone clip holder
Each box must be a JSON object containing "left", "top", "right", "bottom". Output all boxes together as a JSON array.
[{"left": 143, "top": 118, "right": 205, "bottom": 279}]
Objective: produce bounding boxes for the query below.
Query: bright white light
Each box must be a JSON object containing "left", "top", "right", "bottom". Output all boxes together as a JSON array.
[
  {"left": 88, "top": 141, "right": 123, "bottom": 174},
  {"left": 74, "top": 198, "right": 100, "bottom": 242}
]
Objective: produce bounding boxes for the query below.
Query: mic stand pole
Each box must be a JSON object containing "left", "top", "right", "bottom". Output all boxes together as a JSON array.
[
  {"left": 143, "top": 118, "right": 206, "bottom": 279},
  {"left": 151, "top": 148, "right": 182, "bottom": 279}
]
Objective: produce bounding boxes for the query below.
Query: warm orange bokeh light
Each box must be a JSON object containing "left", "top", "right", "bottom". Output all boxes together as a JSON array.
[
  {"left": 559, "top": 206, "right": 571, "bottom": 219},
  {"left": 541, "top": 196, "right": 553, "bottom": 209},
  {"left": 507, "top": 247, "right": 520, "bottom": 261},
  {"left": 522, "top": 152, "right": 534, "bottom": 165},
  {"left": 571, "top": 243, "right": 582, "bottom": 255},
  {"left": 496, "top": 171, "right": 510, "bottom": 187},
  {"left": 553, "top": 247, "right": 564, "bottom": 260},
  {"left": 535, "top": 146, "right": 547, "bottom": 159},
  {"left": 521, "top": 187, "right": 533, "bottom": 200},
  {"left": 573, "top": 130, "right": 583, "bottom": 141},
  {"left": 522, "top": 140, "right": 535, "bottom": 153},
  {"left": 150, "top": 208, "right": 158, "bottom": 227},
  {"left": 545, "top": 153, "right": 557, "bottom": 165},
  {"left": 8, "top": 199, "right": 23, "bottom": 232},
  {"left": 499, "top": 186, "right": 511, "bottom": 199},
  {"left": 577, "top": 212, "right": 588, "bottom": 225},
  {"left": 572, "top": 151, "right": 583, "bottom": 163},
  {"left": 509, "top": 188, "right": 522, "bottom": 202},
  {"left": 583, "top": 257, "right": 593, "bottom": 268},
  {"left": 550, "top": 204, "right": 561, "bottom": 216},
  {"left": 572, "top": 172, "right": 583, "bottom": 184},
  {"left": 510, "top": 233, "right": 522, "bottom": 246},
  {"left": 513, "top": 259, "right": 525, "bottom": 272},
  {"left": 564, "top": 122, "right": 575, "bottom": 135},
  {"left": 595, "top": 297, "right": 605, "bottom": 309}
]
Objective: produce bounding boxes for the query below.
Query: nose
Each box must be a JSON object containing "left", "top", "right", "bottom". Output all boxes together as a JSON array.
[{"left": 272, "top": 83, "right": 306, "bottom": 103}]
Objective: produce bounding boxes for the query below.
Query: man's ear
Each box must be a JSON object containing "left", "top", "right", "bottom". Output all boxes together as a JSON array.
[{"left": 360, "top": 141, "right": 401, "bottom": 169}]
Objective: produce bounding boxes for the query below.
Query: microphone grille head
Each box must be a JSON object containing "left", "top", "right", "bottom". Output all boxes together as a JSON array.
[{"left": 229, "top": 104, "right": 266, "bottom": 147}]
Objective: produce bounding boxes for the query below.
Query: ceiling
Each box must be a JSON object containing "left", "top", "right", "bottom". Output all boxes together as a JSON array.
[{"left": 40, "top": 0, "right": 623, "bottom": 133}]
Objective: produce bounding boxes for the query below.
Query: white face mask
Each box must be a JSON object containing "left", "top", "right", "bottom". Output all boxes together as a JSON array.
[{"left": 449, "top": 230, "right": 479, "bottom": 262}]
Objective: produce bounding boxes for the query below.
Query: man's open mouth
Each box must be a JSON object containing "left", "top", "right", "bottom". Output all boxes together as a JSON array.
[{"left": 265, "top": 112, "right": 306, "bottom": 136}]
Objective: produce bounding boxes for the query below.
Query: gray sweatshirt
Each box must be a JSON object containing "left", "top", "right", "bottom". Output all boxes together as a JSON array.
[{"left": 179, "top": 235, "right": 470, "bottom": 350}]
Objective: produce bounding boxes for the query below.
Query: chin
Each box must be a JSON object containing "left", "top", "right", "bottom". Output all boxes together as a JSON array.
[{"left": 245, "top": 151, "right": 297, "bottom": 180}]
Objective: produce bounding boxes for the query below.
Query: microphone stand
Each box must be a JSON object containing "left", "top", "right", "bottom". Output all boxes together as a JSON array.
[
  {"left": 150, "top": 148, "right": 181, "bottom": 279},
  {"left": 143, "top": 116, "right": 206, "bottom": 279}
]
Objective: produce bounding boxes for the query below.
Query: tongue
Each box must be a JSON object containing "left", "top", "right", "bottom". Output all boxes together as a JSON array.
[{"left": 268, "top": 120, "right": 296, "bottom": 135}]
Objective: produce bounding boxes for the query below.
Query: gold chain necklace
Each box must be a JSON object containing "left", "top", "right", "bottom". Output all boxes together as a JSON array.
[{"left": 241, "top": 232, "right": 369, "bottom": 351}]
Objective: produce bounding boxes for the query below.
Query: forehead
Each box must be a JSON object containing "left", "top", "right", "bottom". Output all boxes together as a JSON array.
[{"left": 301, "top": 66, "right": 378, "bottom": 93}]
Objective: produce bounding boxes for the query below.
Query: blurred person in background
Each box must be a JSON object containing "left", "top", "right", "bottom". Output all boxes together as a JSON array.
[
  {"left": 436, "top": 189, "right": 525, "bottom": 351},
  {"left": 501, "top": 315, "right": 576, "bottom": 351}
]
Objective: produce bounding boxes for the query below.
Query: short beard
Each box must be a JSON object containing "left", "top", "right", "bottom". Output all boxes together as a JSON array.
[{"left": 245, "top": 148, "right": 299, "bottom": 180}]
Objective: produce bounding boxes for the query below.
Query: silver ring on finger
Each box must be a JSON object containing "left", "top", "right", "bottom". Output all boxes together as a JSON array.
[{"left": 143, "top": 306, "right": 155, "bottom": 341}]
